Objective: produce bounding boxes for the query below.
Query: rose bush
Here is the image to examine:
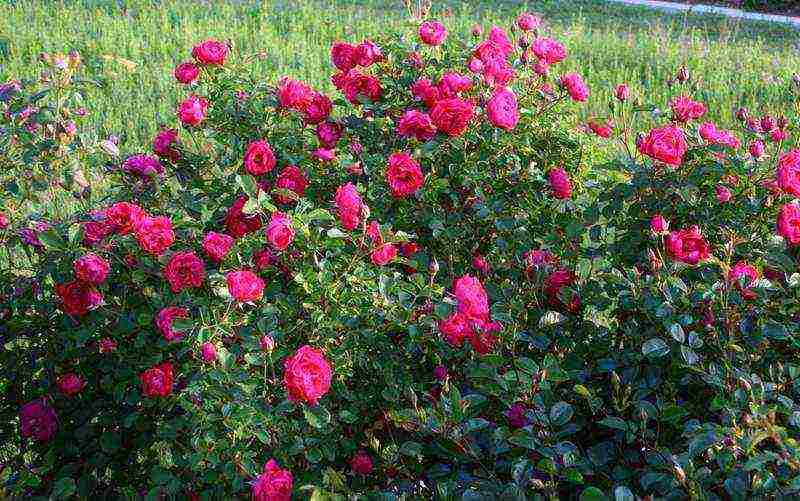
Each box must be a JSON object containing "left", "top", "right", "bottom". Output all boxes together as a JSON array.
[{"left": 2, "top": 8, "right": 800, "bottom": 501}]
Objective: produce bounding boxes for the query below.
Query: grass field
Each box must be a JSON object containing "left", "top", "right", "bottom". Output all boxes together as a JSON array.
[{"left": 0, "top": 0, "right": 798, "bottom": 156}]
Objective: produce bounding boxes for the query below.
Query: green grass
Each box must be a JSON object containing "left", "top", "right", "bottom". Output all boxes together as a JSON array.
[{"left": 0, "top": 0, "right": 798, "bottom": 155}]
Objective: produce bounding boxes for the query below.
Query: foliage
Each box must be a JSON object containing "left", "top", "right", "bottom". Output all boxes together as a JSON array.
[{"left": 2, "top": 8, "right": 800, "bottom": 501}]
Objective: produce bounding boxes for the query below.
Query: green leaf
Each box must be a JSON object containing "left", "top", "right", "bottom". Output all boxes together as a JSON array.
[
  {"left": 304, "top": 405, "right": 331, "bottom": 429},
  {"left": 236, "top": 174, "right": 258, "bottom": 198},
  {"left": 37, "top": 228, "right": 66, "bottom": 250},
  {"left": 52, "top": 477, "right": 76, "bottom": 500},
  {"left": 599, "top": 416, "right": 628, "bottom": 431},
  {"left": 669, "top": 323, "right": 685, "bottom": 343},
  {"left": 550, "top": 401, "right": 574, "bottom": 426},
  {"left": 579, "top": 486, "right": 608, "bottom": 501},
  {"left": 762, "top": 321, "right": 790, "bottom": 340},
  {"left": 614, "top": 486, "right": 635, "bottom": 501},
  {"left": 399, "top": 441, "right": 423, "bottom": 458},
  {"left": 326, "top": 228, "right": 348, "bottom": 239},
  {"left": 642, "top": 338, "right": 669, "bottom": 358},
  {"left": 306, "top": 208, "right": 334, "bottom": 222}
]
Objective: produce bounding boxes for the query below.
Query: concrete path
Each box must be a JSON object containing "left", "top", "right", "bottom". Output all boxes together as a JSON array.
[{"left": 604, "top": 0, "right": 800, "bottom": 28}]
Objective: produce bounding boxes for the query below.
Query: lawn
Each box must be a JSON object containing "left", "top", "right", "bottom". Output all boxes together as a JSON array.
[{"left": 0, "top": 0, "right": 798, "bottom": 157}]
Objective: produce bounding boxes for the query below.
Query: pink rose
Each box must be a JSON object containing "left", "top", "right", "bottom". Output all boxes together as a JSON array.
[
  {"left": 650, "top": 214, "right": 669, "bottom": 235},
  {"left": 253, "top": 247, "right": 278, "bottom": 271},
  {"left": 386, "top": 152, "right": 424, "bottom": 198},
  {"left": 548, "top": 167, "right": 572, "bottom": 199},
  {"left": 777, "top": 150, "right": 800, "bottom": 197},
  {"left": 532, "top": 37, "right": 567, "bottom": 64},
  {"left": 777, "top": 202, "right": 800, "bottom": 245},
  {"left": 615, "top": 84, "right": 630, "bottom": 102},
  {"left": 153, "top": 128, "right": 180, "bottom": 161},
  {"left": 560, "top": 73, "right": 588, "bottom": 102},
  {"left": 107, "top": 201, "right": 146, "bottom": 235},
  {"left": 410, "top": 78, "right": 440, "bottom": 108},
  {"left": 226, "top": 270, "right": 265, "bottom": 302},
  {"left": 140, "top": 362, "right": 174, "bottom": 398},
  {"left": 174, "top": 61, "right": 199, "bottom": 84},
  {"left": 135, "top": 215, "right": 174, "bottom": 256},
  {"left": 524, "top": 249, "right": 555, "bottom": 272},
  {"left": 637, "top": 124, "right": 686, "bottom": 166},
  {"left": 266, "top": 212, "right": 295, "bottom": 250},
  {"left": 341, "top": 70, "right": 382, "bottom": 104},
  {"left": 453, "top": 275, "right": 490, "bottom": 321},
  {"left": 715, "top": 184, "right": 732, "bottom": 203},
  {"left": 57, "top": 373, "right": 86, "bottom": 396},
  {"left": 665, "top": 226, "right": 711, "bottom": 265},
  {"left": 588, "top": 120, "right": 614, "bottom": 139},
  {"left": 371, "top": 243, "right": 398, "bottom": 266},
  {"left": 244, "top": 140, "right": 277, "bottom": 176},
  {"left": 99, "top": 338, "right": 117, "bottom": 353},
  {"left": 156, "top": 306, "right": 190, "bottom": 342},
  {"left": 670, "top": 95, "right": 706, "bottom": 123},
  {"left": 729, "top": 261, "right": 759, "bottom": 300},
  {"left": 355, "top": 40, "right": 383, "bottom": 66},
  {"left": 350, "top": 451, "right": 373, "bottom": 475},
  {"left": 283, "top": 345, "right": 332, "bottom": 405},
  {"left": 488, "top": 26, "right": 514, "bottom": 57},
  {"left": 252, "top": 459, "right": 293, "bottom": 501},
  {"left": 303, "top": 92, "right": 332, "bottom": 125},
  {"left": 191, "top": 39, "right": 228, "bottom": 65},
  {"left": 177, "top": 95, "right": 209, "bottom": 127},
  {"left": 312, "top": 148, "right": 336, "bottom": 163},
  {"left": 437, "top": 72, "right": 472, "bottom": 98},
  {"left": 164, "top": 251, "right": 205, "bottom": 293},
  {"left": 122, "top": 153, "right": 163, "bottom": 179},
  {"left": 200, "top": 342, "right": 217, "bottom": 363},
  {"left": 74, "top": 253, "right": 110, "bottom": 285},
  {"left": 419, "top": 20, "right": 448, "bottom": 46},
  {"left": 19, "top": 399, "right": 57, "bottom": 442},
  {"left": 274, "top": 165, "right": 309, "bottom": 204},
  {"left": 202, "top": 232, "right": 234, "bottom": 262},
  {"left": 331, "top": 42, "right": 357, "bottom": 71},
  {"left": 439, "top": 312, "right": 470, "bottom": 347},
  {"left": 486, "top": 86, "right": 519, "bottom": 131},
  {"left": 335, "top": 183, "right": 364, "bottom": 230},
  {"left": 517, "top": 12, "right": 541, "bottom": 31},
  {"left": 430, "top": 98, "right": 474, "bottom": 137},
  {"left": 316, "top": 122, "right": 342, "bottom": 149},
  {"left": 472, "top": 254, "right": 491, "bottom": 274},
  {"left": 396, "top": 110, "right": 436, "bottom": 141},
  {"left": 277, "top": 77, "right": 315, "bottom": 111}
]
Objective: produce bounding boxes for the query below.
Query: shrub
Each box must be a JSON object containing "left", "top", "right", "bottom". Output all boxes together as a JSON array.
[{"left": 2, "top": 8, "right": 800, "bottom": 500}]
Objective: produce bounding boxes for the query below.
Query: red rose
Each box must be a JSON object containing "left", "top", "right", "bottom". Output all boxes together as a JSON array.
[
  {"left": 135, "top": 215, "right": 174, "bottom": 256},
  {"left": 277, "top": 77, "right": 315, "bottom": 111},
  {"left": 670, "top": 95, "right": 706, "bottom": 123},
  {"left": 386, "top": 152, "right": 424, "bottom": 197},
  {"left": 163, "top": 251, "right": 205, "bottom": 293},
  {"left": 430, "top": 98, "right": 474, "bottom": 137},
  {"left": 273, "top": 166, "right": 309, "bottom": 204},
  {"left": 82, "top": 220, "right": 112, "bottom": 247},
  {"left": 191, "top": 39, "right": 228, "bottom": 65},
  {"left": 106, "top": 201, "right": 146, "bottom": 235},
  {"left": 410, "top": 78, "right": 440, "bottom": 108},
  {"left": 350, "top": 451, "right": 374, "bottom": 475},
  {"left": 225, "top": 196, "right": 263, "bottom": 238},
  {"left": 140, "top": 362, "right": 174, "bottom": 398},
  {"left": 330, "top": 42, "right": 357, "bottom": 71},
  {"left": 354, "top": 39, "right": 382, "bottom": 66},
  {"left": 283, "top": 345, "right": 332, "bottom": 405},
  {"left": 19, "top": 399, "right": 57, "bottom": 442},
  {"left": 637, "top": 124, "right": 687, "bottom": 167},
  {"left": 202, "top": 232, "right": 234, "bottom": 262},
  {"left": 252, "top": 459, "right": 293, "bottom": 501},
  {"left": 486, "top": 86, "right": 519, "bottom": 131},
  {"left": 303, "top": 92, "right": 332, "bottom": 125},
  {"left": 244, "top": 140, "right": 277, "bottom": 176},
  {"left": 341, "top": 70, "right": 382, "bottom": 104},
  {"left": 316, "top": 122, "right": 342, "bottom": 149},
  {"left": 265, "top": 212, "right": 295, "bottom": 251},
  {"left": 777, "top": 149, "right": 800, "bottom": 197},
  {"left": 777, "top": 202, "right": 800, "bottom": 245},
  {"left": 226, "top": 270, "right": 265, "bottom": 302},
  {"left": 57, "top": 373, "right": 86, "bottom": 397},
  {"left": 55, "top": 280, "right": 102, "bottom": 317}
]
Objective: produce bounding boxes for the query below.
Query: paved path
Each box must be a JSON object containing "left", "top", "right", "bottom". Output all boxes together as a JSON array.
[{"left": 604, "top": 0, "right": 800, "bottom": 28}]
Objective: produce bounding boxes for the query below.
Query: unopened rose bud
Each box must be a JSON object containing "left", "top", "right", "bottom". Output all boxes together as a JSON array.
[
  {"left": 677, "top": 66, "right": 689, "bottom": 83},
  {"left": 648, "top": 249, "right": 662, "bottom": 272},
  {"left": 793, "top": 74, "right": 800, "bottom": 87},
  {"left": 99, "top": 140, "right": 119, "bottom": 157},
  {"left": 611, "top": 371, "right": 621, "bottom": 389},
  {"left": 778, "top": 116, "right": 789, "bottom": 130},
  {"left": 517, "top": 35, "right": 529, "bottom": 49},
  {"left": 260, "top": 335, "right": 275, "bottom": 353},
  {"left": 428, "top": 257, "right": 439, "bottom": 275},
  {"left": 673, "top": 464, "right": 686, "bottom": 484},
  {"left": 472, "top": 24, "right": 483, "bottom": 37},
  {"left": 615, "top": 84, "right": 630, "bottom": 102},
  {"left": 735, "top": 106, "right": 749, "bottom": 122}
]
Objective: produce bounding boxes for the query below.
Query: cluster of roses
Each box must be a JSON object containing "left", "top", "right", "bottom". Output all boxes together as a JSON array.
[{"left": 437, "top": 275, "right": 501, "bottom": 354}]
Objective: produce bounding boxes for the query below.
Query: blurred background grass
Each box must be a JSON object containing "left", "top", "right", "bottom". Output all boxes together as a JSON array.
[{"left": 0, "top": 0, "right": 798, "bottom": 154}]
